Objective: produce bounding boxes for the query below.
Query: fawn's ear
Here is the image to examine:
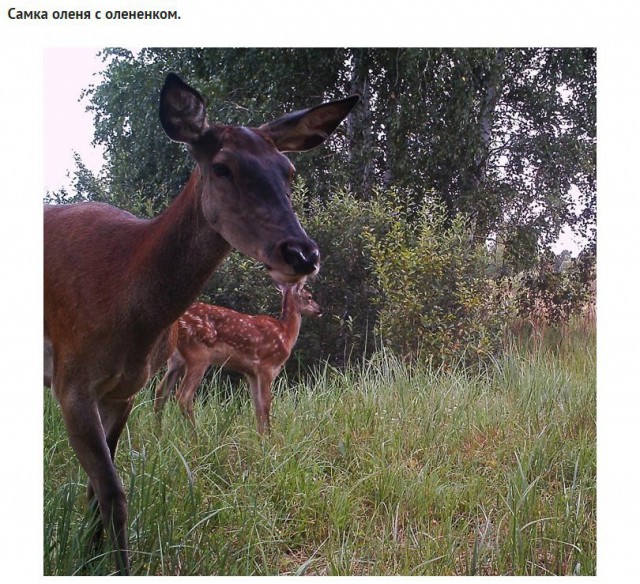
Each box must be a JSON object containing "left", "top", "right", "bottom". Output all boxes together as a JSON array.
[{"left": 277, "top": 276, "right": 306, "bottom": 295}]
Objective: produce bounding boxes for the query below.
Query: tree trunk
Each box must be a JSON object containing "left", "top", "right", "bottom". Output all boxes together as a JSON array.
[
  {"left": 462, "top": 48, "right": 506, "bottom": 240},
  {"left": 348, "top": 49, "right": 375, "bottom": 199}
]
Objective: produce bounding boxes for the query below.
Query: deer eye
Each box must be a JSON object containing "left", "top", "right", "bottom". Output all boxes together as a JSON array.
[{"left": 211, "top": 163, "right": 231, "bottom": 178}]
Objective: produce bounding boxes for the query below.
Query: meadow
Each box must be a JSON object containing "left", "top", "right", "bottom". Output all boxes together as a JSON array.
[{"left": 43, "top": 318, "right": 595, "bottom": 576}]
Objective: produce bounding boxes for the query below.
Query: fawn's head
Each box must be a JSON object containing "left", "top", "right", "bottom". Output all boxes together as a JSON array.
[{"left": 279, "top": 280, "right": 323, "bottom": 318}]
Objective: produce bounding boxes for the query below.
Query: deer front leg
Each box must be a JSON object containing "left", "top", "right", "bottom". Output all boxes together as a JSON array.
[
  {"left": 86, "top": 397, "right": 134, "bottom": 557},
  {"left": 154, "top": 351, "right": 186, "bottom": 415},
  {"left": 247, "top": 371, "right": 274, "bottom": 435},
  {"left": 58, "top": 390, "right": 131, "bottom": 575}
]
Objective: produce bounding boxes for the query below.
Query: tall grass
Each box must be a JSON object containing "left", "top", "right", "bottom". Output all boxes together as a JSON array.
[{"left": 44, "top": 318, "right": 595, "bottom": 575}]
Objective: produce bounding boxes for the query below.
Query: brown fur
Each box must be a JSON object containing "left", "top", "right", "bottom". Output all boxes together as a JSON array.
[
  {"left": 154, "top": 282, "right": 322, "bottom": 433},
  {"left": 43, "top": 73, "right": 357, "bottom": 574}
]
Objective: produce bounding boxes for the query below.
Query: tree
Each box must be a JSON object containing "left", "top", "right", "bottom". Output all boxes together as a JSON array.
[
  {"left": 342, "top": 48, "right": 595, "bottom": 267},
  {"left": 65, "top": 47, "right": 595, "bottom": 268},
  {"left": 75, "top": 48, "right": 350, "bottom": 215}
]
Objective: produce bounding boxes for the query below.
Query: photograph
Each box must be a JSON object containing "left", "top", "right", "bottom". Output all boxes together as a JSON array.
[{"left": 42, "top": 46, "right": 596, "bottom": 576}]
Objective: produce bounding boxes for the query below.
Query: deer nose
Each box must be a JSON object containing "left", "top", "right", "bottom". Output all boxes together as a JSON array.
[{"left": 280, "top": 240, "right": 320, "bottom": 275}]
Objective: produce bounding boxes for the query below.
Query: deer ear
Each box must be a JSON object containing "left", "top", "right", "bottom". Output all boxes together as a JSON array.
[
  {"left": 159, "top": 73, "right": 208, "bottom": 144},
  {"left": 260, "top": 95, "right": 359, "bottom": 152}
]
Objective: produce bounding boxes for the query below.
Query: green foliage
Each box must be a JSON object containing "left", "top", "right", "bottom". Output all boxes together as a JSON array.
[
  {"left": 364, "top": 194, "right": 510, "bottom": 366},
  {"left": 516, "top": 246, "right": 596, "bottom": 323},
  {"left": 75, "top": 48, "right": 350, "bottom": 212},
  {"left": 343, "top": 48, "right": 596, "bottom": 261},
  {"left": 290, "top": 182, "right": 387, "bottom": 367},
  {"left": 65, "top": 47, "right": 595, "bottom": 268}
]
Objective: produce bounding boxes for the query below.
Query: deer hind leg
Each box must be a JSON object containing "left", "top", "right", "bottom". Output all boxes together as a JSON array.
[
  {"left": 58, "top": 389, "right": 131, "bottom": 575},
  {"left": 247, "top": 370, "right": 274, "bottom": 435},
  {"left": 175, "top": 359, "right": 209, "bottom": 424},
  {"left": 154, "top": 351, "right": 186, "bottom": 415}
]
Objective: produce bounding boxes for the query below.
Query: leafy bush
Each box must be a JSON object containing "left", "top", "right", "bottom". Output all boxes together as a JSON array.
[
  {"left": 364, "top": 194, "right": 510, "bottom": 367},
  {"left": 201, "top": 186, "right": 513, "bottom": 371},
  {"left": 291, "top": 183, "right": 387, "bottom": 367},
  {"left": 516, "top": 246, "right": 596, "bottom": 324}
]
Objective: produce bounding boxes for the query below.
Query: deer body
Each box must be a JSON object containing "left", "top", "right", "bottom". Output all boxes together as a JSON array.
[
  {"left": 154, "top": 283, "right": 322, "bottom": 434},
  {"left": 44, "top": 73, "right": 357, "bottom": 574},
  {"left": 44, "top": 186, "right": 225, "bottom": 400}
]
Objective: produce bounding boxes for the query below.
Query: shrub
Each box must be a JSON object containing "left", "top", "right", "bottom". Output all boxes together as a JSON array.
[
  {"left": 292, "top": 183, "right": 388, "bottom": 367},
  {"left": 516, "top": 246, "right": 596, "bottom": 324},
  {"left": 364, "top": 194, "right": 510, "bottom": 367}
]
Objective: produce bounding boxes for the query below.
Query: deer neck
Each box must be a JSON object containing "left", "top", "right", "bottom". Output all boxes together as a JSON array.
[
  {"left": 131, "top": 168, "right": 232, "bottom": 331},
  {"left": 278, "top": 290, "right": 303, "bottom": 353}
]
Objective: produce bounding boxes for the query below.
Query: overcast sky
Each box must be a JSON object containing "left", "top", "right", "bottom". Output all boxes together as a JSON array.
[{"left": 44, "top": 48, "right": 106, "bottom": 193}]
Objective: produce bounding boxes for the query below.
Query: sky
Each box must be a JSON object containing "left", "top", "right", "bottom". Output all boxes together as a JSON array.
[{"left": 44, "top": 48, "right": 106, "bottom": 193}]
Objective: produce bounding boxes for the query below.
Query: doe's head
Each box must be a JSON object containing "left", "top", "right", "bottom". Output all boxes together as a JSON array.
[{"left": 159, "top": 73, "right": 359, "bottom": 284}]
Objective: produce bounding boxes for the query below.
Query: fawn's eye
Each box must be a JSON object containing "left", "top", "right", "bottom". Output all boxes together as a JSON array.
[{"left": 212, "top": 163, "right": 231, "bottom": 178}]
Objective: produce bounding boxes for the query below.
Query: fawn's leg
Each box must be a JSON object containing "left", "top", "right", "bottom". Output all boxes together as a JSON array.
[
  {"left": 175, "top": 360, "right": 209, "bottom": 424},
  {"left": 246, "top": 371, "right": 274, "bottom": 435},
  {"left": 154, "top": 351, "right": 186, "bottom": 414}
]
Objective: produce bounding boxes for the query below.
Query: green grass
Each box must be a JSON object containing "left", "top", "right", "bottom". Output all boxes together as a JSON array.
[{"left": 44, "top": 319, "right": 596, "bottom": 575}]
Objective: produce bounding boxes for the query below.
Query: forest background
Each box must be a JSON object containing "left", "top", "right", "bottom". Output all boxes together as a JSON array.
[{"left": 47, "top": 47, "right": 597, "bottom": 371}]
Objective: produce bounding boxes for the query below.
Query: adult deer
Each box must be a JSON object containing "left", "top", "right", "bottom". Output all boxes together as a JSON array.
[
  {"left": 154, "top": 281, "right": 322, "bottom": 433},
  {"left": 44, "top": 73, "right": 357, "bottom": 575}
]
